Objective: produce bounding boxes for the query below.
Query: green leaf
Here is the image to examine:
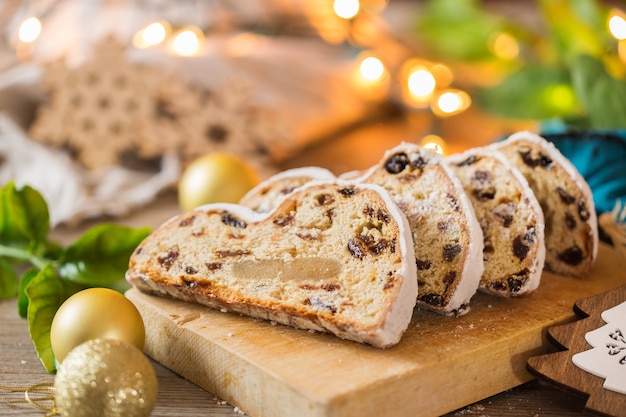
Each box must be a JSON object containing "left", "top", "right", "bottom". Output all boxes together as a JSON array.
[
  {"left": 18, "top": 268, "right": 40, "bottom": 317},
  {"left": 59, "top": 224, "right": 150, "bottom": 287},
  {"left": 0, "top": 182, "right": 50, "bottom": 248},
  {"left": 570, "top": 55, "right": 626, "bottom": 129},
  {"left": 475, "top": 64, "right": 578, "bottom": 120},
  {"left": 0, "top": 259, "right": 18, "bottom": 300},
  {"left": 25, "top": 265, "right": 82, "bottom": 373},
  {"left": 0, "top": 180, "right": 152, "bottom": 372}
]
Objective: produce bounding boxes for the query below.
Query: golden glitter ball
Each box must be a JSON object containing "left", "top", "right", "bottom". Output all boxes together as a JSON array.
[{"left": 54, "top": 338, "right": 157, "bottom": 417}]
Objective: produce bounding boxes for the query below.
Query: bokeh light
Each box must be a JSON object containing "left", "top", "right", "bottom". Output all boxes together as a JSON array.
[
  {"left": 18, "top": 17, "right": 42, "bottom": 43},
  {"left": 359, "top": 56, "right": 385, "bottom": 81},
  {"left": 609, "top": 12, "right": 626, "bottom": 40},
  {"left": 133, "top": 21, "right": 170, "bottom": 48},
  {"left": 432, "top": 89, "right": 471, "bottom": 116},
  {"left": 172, "top": 27, "right": 203, "bottom": 56},
  {"left": 334, "top": 0, "right": 360, "bottom": 20},
  {"left": 488, "top": 32, "right": 519, "bottom": 60},
  {"left": 407, "top": 67, "right": 436, "bottom": 98},
  {"left": 542, "top": 84, "right": 577, "bottom": 114},
  {"left": 420, "top": 134, "right": 447, "bottom": 155},
  {"left": 143, "top": 22, "right": 168, "bottom": 45}
]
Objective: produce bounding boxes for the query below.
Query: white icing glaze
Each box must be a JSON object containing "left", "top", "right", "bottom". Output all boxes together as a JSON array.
[{"left": 239, "top": 166, "right": 336, "bottom": 213}]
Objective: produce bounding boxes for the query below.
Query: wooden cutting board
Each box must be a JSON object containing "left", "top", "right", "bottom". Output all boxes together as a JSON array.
[{"left": 126, "top": 242, "right": 626, "bottom": 417}]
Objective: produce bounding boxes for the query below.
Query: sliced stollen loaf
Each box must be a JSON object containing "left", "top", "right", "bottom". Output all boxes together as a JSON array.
[
  {"left": 356, "top": 143, "right": 484, "bottom": 316},
  {"left": 448, "top": 148, "right": 546, "bottom": 296},
  {"left": 492, "top": 131, "right": 598, "bottom": 277},
  {"left": 239, "top": 167, "right": 336, "bottom": 213},
  {"left": 240, "top": 144, "right": 484, "bottom": 316},
  {"left": 127, "top": 181, "right": 417, "bottom": 348}
]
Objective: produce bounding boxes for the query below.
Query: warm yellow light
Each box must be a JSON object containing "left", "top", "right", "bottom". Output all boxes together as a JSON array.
[
  {"left": 354, "top": 53, "right": 389, "bottom": 99},
  {"left": 359, "top": 56, "right": 385, "bottom": 81},
  {"left": 18, "top": 17, "right": 41, "bottom": 43},
  {"left": 334, "top": 0, "right": 360, "bottom": 19},
  {"left": 609, "top": 12, "right": 626, "bottom": 40},
  {"left": 172, "top": 28, "right": 202, "bottom": 56},
  {"left": 542, "top": 84, "right": 577, "bottom": 114},
  {"left": 133, "top": 21, "right": 170, "bottom": 48},
  {"left": 438, "top": 92, "right": 463, "bottom": 113},
  {"left": 408, "top": 68, "right": 436, "bottom": 98},
  {"left": 420, "top": 134, "right": 446, "bottom": 155},
  {"left": 432, "top": 90, "right": 471, "bottom": 116},
  {"left": 143, "top": 22, "right": 168, "bottom": 45},
  {"left": 489, "top": 31, "right": 519, "bottom": 60}
]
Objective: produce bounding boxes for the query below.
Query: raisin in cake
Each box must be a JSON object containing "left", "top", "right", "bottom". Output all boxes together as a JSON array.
[
  {"left": 127, "top": 181, "right": 417, "bottom": 348},
  {"left": 356, "top": 143, "right": 484, "bottom": 316},
  {"left": 492, "top": 131, "right": 598, "bottom": 277},
  {"left": 448, "top": 148, "right": 545, "bottom": 296},
  {"left": 239, "top": 167, "right": 335, "bottom": 213}
]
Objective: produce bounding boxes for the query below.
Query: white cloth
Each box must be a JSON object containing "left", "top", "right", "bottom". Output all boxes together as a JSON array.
[{"left": 0, "top": 113, "right": 179, "bottom": 226}]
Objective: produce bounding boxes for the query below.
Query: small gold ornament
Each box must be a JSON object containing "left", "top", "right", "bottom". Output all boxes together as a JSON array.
[{"left": 54, "top": 338, "right": 157, "bottom": 417}]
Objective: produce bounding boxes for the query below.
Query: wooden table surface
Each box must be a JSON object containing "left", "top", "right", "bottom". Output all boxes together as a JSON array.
[
  {"left": 0, "top": 114, "right": 613, "bottom": 416},
  {"left": 0, "top": 294, "right": 591, "bottom": 417}
]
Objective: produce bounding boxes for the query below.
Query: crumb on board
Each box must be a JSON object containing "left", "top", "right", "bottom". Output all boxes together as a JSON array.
[
  {"left": 212, "top": 396, "right": 228, "bottom": 405},
  {"left": 212, "top": 396, "right": 248, "bottom": 415},
  {"left": 453, "top": 403, "right": 487, "bottom": 416}
]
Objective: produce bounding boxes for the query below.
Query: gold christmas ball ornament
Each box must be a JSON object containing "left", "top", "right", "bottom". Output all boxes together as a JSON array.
[
  {"left": 178, "top": 152, "right": 260, "bottom": 211},
  {"left": 51, "top": 288, "right": 145, "bottom": 363},
  {"left": 54, "top": 338, "right": 157, "bottom": 417}
]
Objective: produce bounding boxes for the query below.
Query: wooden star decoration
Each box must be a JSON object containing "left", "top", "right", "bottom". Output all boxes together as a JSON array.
[
  {"left": 527, "top": 284, "right": 626, "bottom": 417},
  {"left": 28, "top": 38, "right": 282, "bottom": 176},
  {"left": 29, "top": 39, "right": 185, "bottom": 170}
]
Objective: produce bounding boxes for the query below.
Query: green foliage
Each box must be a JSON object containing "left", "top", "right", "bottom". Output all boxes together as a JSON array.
[
  {"left": 474, "top": 64, "right": 576, "bottom": 120},
  {"left": 0, "top": 182, "right": 49, "bottom": 245},
  {"left": 25, "top": 265, "right": 80, "bottom": 372},
  {"left": 59, "top": 224, "right": 151, "bottom": 289},
  {"left": 0, "top": 259, "right": 18, "bottom": 299},
  {"left": 0, "top": 181, "right": 151, "bottom": 372},
  {"left": 414, "top": 0, "right": 626, "bottom": 128},
  {"left": 539, "top": 0, "right": 610, "bottom": 60},
  {"left": 477, "top": 54, "right": 626, "bottom": 128},
  {"left": 571, "top": 55, "right": 626, "bottom": 128},
  {"left": 415, "top": 0, "right": 506, "bottom": 61}
]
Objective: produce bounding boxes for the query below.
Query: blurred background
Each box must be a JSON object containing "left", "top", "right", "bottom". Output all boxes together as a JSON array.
[{"left": 1, "top": 0, "right": 625, "bottom": 226}]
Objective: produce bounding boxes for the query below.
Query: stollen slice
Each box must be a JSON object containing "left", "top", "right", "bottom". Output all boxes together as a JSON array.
[
  {"left": 448, "top": 147, "right": 545, "bottom": 296},
  {"left": 355, "top": 142, "right": 484, "bottom": 316},
  {"left": 492, "top": 131, "right": 598, "bottom": 278},
  {"left": 127, "top": 180, "right": 417, "bottom": 348}
]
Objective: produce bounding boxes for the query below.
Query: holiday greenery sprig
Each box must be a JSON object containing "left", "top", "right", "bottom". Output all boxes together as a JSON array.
[{"left": 0, "top": 181, "right": 150, "bottom": 372}]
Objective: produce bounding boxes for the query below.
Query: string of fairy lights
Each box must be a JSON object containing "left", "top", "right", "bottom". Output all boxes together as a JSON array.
[{"left": 10, "top": 0, "right": 626, "bottom": 155}]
